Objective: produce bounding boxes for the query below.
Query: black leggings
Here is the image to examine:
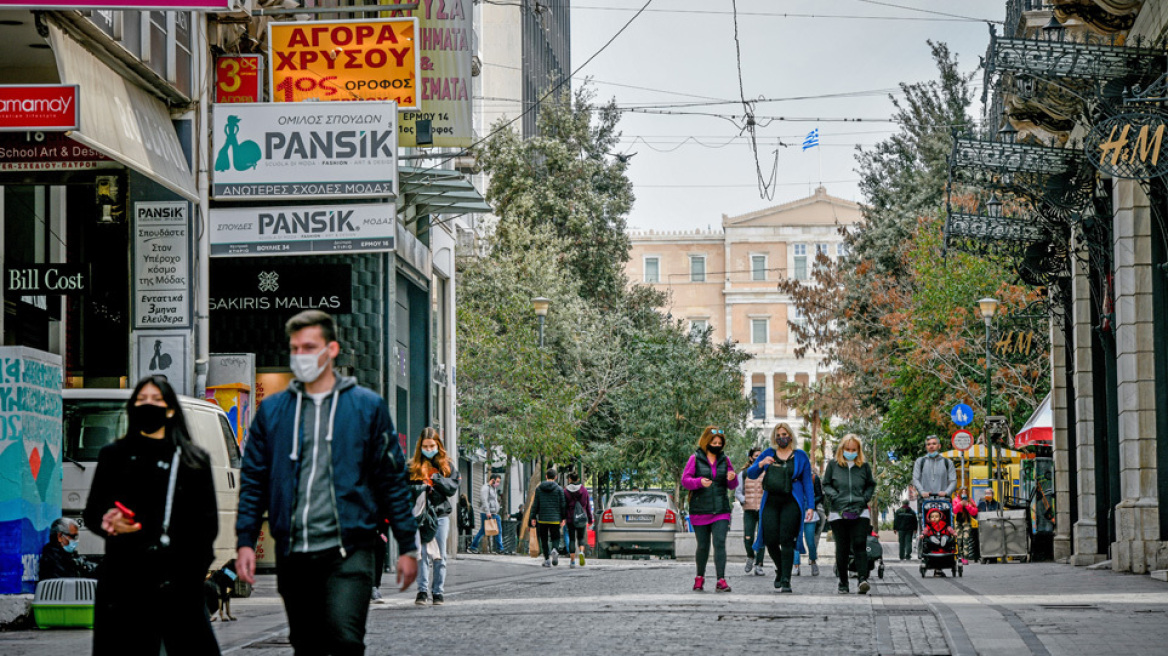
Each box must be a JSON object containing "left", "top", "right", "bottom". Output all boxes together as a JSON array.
[
  {"left": 742, "top": 509, "right": 763, "bottom": 564},
  {"left": 693, "top": 519, "right": 729, "bottom": 579},
  {"left": 761, "top": 495, "right": 802, "bottom": 584},
  {"left": 566, "top": 524, "right": 586, "bottom": 554},
  {"left": 536, "top": 523, "right": 562, "bottom": 559},
  {"left": 831, "top": 517, "right": 871, "bottom": 586}
]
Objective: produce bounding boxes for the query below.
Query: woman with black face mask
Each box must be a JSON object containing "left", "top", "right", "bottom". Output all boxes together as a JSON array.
[
  {"left": 83, "top": 376, "right": 220, "bottom": 656},
  {"left": 746, "top": 423, "right": 815, "bottom": 594},
  {"left": 681, "top": 426, "right": 738, "bottom": 592}
]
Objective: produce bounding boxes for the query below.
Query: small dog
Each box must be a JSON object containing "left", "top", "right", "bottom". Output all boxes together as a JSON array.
[{"left": 204, "top": 559, "right": 239, "bottom": 622}]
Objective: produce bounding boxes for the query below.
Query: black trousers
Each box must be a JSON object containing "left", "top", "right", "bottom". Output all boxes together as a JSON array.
[
  {"left": 566, "top": 524, "right": 587, "bottom": 554},
  {"left": 93, "top": 558, "right": 220, "bottom": 656},
  {"left": 897, "top": 531, "right": 915, "bottom": 560},
  {"left": 536, "top": 523, "right": 562, "bottom": 559},
  {"left": 278, "top": 546, "right": 375, "bottom": 656},
  {"left": 693, "top": 519, "right": 729, "bottom": 579},
  {"left": 831, "top": 517, "right": 871, "bottom": 587},
  {"left": 761, "top": 495, "right": 802, "bottom": 584},
  {"left": 742, "top": 509, "right": 763, "bottom": 564}
]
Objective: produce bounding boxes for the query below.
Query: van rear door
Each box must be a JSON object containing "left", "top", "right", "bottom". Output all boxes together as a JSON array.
[{"left": 182, "top": 402, "right": 242, "bottom": 567}]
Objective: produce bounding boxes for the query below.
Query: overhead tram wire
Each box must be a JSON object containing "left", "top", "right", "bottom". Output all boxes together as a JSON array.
[
  {"left": 568, "top": 3, "right": 1000, "bottom": 23},
  {"left": 851, "top": 0, "right": 1002, "bottom": 24}
]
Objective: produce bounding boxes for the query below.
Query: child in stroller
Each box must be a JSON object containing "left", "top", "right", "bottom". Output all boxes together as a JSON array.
[{"left": 918, "top": 497, "right": 962, "bottom": 578}]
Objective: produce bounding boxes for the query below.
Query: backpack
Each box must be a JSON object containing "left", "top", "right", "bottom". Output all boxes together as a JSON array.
[{"left": 571, "top": 499, "right": 589, "bottom": 528}]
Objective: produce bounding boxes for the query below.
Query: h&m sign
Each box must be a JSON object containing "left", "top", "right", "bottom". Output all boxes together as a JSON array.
[
  {"left": 1086, "top": 110, "right": 1168, "bottom": 179},
  {"left": 4, "top": 264, "right": 87, "bottom": 295}
]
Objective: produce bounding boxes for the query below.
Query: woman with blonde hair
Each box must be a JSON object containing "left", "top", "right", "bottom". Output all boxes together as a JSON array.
[
  {"left": 408, "top": 427, "right": 460, "bottom": 605},
  {"left": 821, "top": 434, "right": 877, "bottom": 595},
  {"left": 681, "top": 426, "right": 738, "bottom": 592},
  {"left": 746, "top": 422, "right": 814, "bottom": 593}
]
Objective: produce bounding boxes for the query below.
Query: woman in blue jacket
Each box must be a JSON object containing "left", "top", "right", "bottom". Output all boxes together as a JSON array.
[{"left": 747, "top": 423, "right": 815, "bottom": 593}]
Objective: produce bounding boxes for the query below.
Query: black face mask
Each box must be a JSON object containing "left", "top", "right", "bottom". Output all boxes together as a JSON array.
[
  {"left": 133, "top": 403, "right": 169, "bottom": 434},
  {"left": 707, "top": 444, "right": 723, "bottom": 455},
  {"left": 776, "top": 436, "right": 792, "bottom": 448}
]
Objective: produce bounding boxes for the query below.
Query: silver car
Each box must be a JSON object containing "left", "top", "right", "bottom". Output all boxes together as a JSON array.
[{"left": 595, "top": 490, "right": 682, "bottom": 558}]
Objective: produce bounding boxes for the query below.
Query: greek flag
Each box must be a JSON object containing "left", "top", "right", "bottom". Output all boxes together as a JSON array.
[{"left": 802, "top": 128, "right": 820, "bottom": 151}]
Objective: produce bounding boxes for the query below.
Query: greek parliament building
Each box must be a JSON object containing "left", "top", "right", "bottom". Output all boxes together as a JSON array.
[
  {"left": 951, "top": 0, "right": 1168, "bottom": 575},
  {"left": 625, "top": 187, "right": 862, "bottom": 431}
]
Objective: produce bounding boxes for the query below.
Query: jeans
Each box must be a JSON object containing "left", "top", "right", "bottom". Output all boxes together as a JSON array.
[
  {"left": 692, "top": 519, "right": 729, "bottom": 579},
  {"left": 536, "top": 523, "right": 562, "bottom": 559},
  {"left": 470, "top": 512, "right": 504, "bottom": 552},
  {"left": 566, "top": 523, "right": 587, "bottom": 554},
  {"left": 742, "top": 509, "right": 764, "bottom": 564},
  {"left": 831, "top": 517, "right": 871, "bottom": 587},
  {"left": 793, "top": 520, "right": 819, "bottom": 565},
  {"left": 417, "top": 515, "right": 450, "bottom": 595},
  {"left": 762, "top": 496, "right": 802, "bottom": 583},
  {"left": 277, "top": 546, "right": 375, "bottom": 656},
  {"left": 897, "top": 531, "right": 915, "bottom": 559}
]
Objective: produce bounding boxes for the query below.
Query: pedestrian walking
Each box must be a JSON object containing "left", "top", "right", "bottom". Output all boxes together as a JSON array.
[
  {"left": 682, "top": 426, "right": 739, "bottom": 592},
  {"left": 822, "top": 434, "right": 877, "bottom": 595},
  {"left": 469, "top": 474, "right": 506, "bottom": 554},
  {"left": 746, "top": 423, "right": 814, "bottom": 593},
  {"left": 83, "top": 376, "right": 220, "bottom": 656},
  {"left": 529, "top": 468, "right": 568, "bottom": 567},
  {"left": 236, "top": 310, "right": 418, "bottom": 655},
  {"left": 735, "top": 447, "right": 766, "bottom": 576},
  {"left": 912, "top": 435, "right": 957, "bottom": 513},
  {"left": 893, "top": 500, "right": 918, "bottom": 560},
  {"left": 410, "top": 427, "right": 460, "bottom": 606},
  {"left": 793, "top": 468, "right": 826, "bottom": 577},
  {"left": 563, "top": 471, "right": 594, "bottom": 568},
  {"left": 952, "top": 488, "right": 978, "bottom": 566},
  {"left": 457, "top": 493, "right": 475, "bottom": 549}
]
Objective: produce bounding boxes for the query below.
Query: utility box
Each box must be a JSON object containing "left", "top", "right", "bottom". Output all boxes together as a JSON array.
[{"left": 979, "top": 509, "right": 1029, "bottom": 563}]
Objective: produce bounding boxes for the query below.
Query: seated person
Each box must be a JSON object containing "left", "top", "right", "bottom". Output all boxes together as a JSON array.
[
  {"left": 39, "top": 518, "right": 97, "bottom": 580},
  {"left": 921, "top": 509, "right": 956, "bottom": 553}
]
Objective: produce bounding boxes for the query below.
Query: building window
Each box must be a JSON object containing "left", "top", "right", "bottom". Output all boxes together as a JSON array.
[
  {"left": 751, "top": 386, "right": 766, "bottom": 420},
  {"left": 816, "top": 243, "right": 830, "bottom": 256},
  {"left": 751, "top": 318, "right": 769, "bottom": 344},
  {"left": 837, "top": 242, "right": 849, "bottom": 258},
  {"left": 690, "top": 255, "right": 706, "bottom": 282},
  {"left": 644, "top": 256, "right": 660, "bottom": 283},
  {"left": 791, "top": 304, "right": 805, "bottom": 325},
  {"left": 793, "top": 244, "right": 807, "bottom": 280},
  {"left": 751, "top": 255, "right": 767, "bottom": 281},
  {"left": 690, "top": 318, "right": 709, "bottom": 336}
]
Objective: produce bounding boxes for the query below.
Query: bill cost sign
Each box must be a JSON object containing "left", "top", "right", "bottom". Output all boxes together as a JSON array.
[{"left": 269, "top": 18, "right": 419, "bottom": 109}]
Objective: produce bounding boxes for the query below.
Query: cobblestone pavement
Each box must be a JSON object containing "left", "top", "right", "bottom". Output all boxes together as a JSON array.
[{"left": 6, "top": 541, "right": 1168, "bottom": 655}]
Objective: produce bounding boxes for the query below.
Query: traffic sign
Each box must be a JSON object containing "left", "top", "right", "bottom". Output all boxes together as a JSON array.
[
  {"left": 951, "top": 429, "right": 973, "bottom": 451},
  {"left": 951, "top": 403, "right": 974, "bottom": 427}
]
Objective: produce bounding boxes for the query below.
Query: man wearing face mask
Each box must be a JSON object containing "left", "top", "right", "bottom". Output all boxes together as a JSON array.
[
  {"left": 912, "top": 435, "right": 957, "bottom": 514},
  {"left": 236, "top": 310, "right": 418, "bottom": 656},
  {"left": 39, "top": 517, "right": 97, "bottom": 580}
]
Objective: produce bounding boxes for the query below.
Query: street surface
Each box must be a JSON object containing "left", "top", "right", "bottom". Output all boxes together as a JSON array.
[{"left": 5, "top": 539, "right": 1168, "bottom": 655}]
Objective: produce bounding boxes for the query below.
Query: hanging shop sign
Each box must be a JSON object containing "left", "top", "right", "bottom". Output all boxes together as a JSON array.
[
  {"left": 1085, "top": 110, "right": 1168, "bottom": 179},
  {"left": 215, "top": 55, "right": 264, "bottom": 104},
  {"left": 0, "top": 132, "right": 113, "bottom": 172},
  {"left": 133, "top": 201, "right": 192, "bottom": 328},
  {"left": 208, "top": 203, "right": 396, "bottom": 257},
  {"left": 268, "top": 18, "right": 419, "bottom": 110},
  {"left": 0, "top": 1, "right": 229, "bottom": 8},
  {"left": 0, "top": 85, "right": 80, "bottom": 131},
  {"left": 209, "top": 262, "right": 353, "bottom": 314},
  {"left": 211, "top": 102, "right": 398, "bottom": 199},
  {"left": 385, "top": 2, "right": 473, "bottom": 147}
]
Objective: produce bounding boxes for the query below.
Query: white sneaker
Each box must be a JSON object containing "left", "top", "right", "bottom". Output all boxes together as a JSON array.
[
  {"left": 569, "top": 559, "right": 576, "bottom": 569},
  {"left": 754, "top": 564, "right": 765, "bottom": 576},
  {"left": 551, "top": 549, "right": 559, "bottom": 566},
  {"left": 794, "top": 564, "right": 801, "bottom": 576},
  {"left": 579, "top": 551, "right": 586, "bottom": 567},
  {"left": 745, "top": 559, "right": 755, "bottom": 573}
]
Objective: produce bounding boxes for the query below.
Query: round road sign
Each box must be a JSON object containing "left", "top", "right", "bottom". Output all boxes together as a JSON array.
[{"left": 951, "top": 429, "right": 973, "bottom": 451}]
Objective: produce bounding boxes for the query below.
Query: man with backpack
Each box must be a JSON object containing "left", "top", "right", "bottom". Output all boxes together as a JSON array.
[
  {"left": 563, "top": 471, "right": 594, "bottom": 568},
  {"left": 912, "top": 435, "right": 957, "bottom": 510}
]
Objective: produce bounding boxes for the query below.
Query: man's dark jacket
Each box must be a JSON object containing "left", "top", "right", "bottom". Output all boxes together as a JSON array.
[
  {"left": 893, "top": 506, "right": 918, "bottom": 533},
  {"left": 530, "top": 480, "right": 567, "bottom": 523},
  {"left": 39, "top": 542, "right": 96, "bottom": 580}
]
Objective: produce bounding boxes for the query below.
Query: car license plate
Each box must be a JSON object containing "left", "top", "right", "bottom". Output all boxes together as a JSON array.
[{"left": 625, "top": 515, "right": 654, "bottom": 523}]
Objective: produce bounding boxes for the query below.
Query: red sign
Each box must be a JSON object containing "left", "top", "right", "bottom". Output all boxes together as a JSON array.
[
  {"left": 215, "top": 55, "right": 263, "bottom": 104},
  {"left": 0, "top": 85, "right": 80, "bottom": 131},
  {"left": 0, "top": 2, "right": 230, "bottom": 9},
  {"left": 951, "top": 429, "right": 974, "bottom": 452},
  {"left": 0, "top": 132, "right": 112, "bottom": 172}
]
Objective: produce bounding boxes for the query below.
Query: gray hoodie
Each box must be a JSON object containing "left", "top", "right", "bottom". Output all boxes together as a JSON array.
[
  {"left": 288, "top": 375, "right": 358, "bottom": 553},
  {"left": 912, "top": 454, "right": 957, "bottom": 498}
]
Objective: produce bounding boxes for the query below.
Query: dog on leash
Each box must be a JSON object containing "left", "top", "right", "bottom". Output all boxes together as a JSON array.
[{"left": 204, "top": 559, "right": 239, "bottom": 622}]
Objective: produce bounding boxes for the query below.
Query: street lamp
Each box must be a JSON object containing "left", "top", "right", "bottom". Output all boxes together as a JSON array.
[
  {"left": 978, "top": 297, "right": 1000, "bottom": 500},
  {"left": 532, "top": 296, "right": 551, "bottom": 348}
]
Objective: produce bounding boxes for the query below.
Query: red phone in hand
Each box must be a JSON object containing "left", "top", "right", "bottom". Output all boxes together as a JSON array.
[{"left": 114, "top": 501, "right": 136, "bottom": 521}]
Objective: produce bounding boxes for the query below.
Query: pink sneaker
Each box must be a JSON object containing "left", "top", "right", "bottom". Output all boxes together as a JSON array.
[
  {"left": 716, "top": 578, "right": 731, "bottom": 593},
  {"left": 693, "top": 576, "right": 705, "bottom": 591}
]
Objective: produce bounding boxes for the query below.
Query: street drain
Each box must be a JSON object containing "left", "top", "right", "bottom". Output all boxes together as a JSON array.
[
  {"left": 1038, "top": 604, "right": 1096, "bottom": 610},
  {"left": 716, "top": 614, "right": 825, "bottom": 622},
  {"left": 244, "top": 637, "right": 292, "bottom": 649}
]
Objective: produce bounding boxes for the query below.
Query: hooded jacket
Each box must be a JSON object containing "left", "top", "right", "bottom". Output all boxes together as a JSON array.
[
  {"left": 912, "top": 454, "right": 957, "bottom": 498},
  {"left": 236, "top": 375, "right": 417, "bottom": 558},
  {"left": 893, "top": 505, "right": 918, "bottom": 533},
  {"left": 479, "top": 482, "right": 501, "bottom": 515},
  {"left": 530, "top": 480, "right": 568, "bottom": 524},
  {"left": 564, "top": 484, "right": 594, "bottom": 525}
]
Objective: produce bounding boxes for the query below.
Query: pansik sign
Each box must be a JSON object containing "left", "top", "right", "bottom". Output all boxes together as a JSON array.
[
  {"left": 133, "top": 201, "right": 192, "bottom": 328},
  {"left": 210, "top": 262, "right": 353, "bottom": 314},
  {"left": 215, "top": 55, "right": 263, "bottom": 104},
  {"left": 269, "top": 18, "right": 419, "bottom": 109},
  {"left": 209, "top": 203, "right": 396, "bottom": 257},
  {"left": 387, "top": 1, "right": 473, "bottom": 147},
  {"left": 0, "top": 85, "right": 79, "bottom": 131},
  {"left": 1086, "top": 110, "right": 1168, "bottom": 179},
  {"left": 211, "top": 102, "right": 398, "bottom": 199}
]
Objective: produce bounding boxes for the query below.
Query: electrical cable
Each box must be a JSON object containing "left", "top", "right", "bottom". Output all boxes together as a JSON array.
[
  {"left": 568, "top": 3, "right": 999, "bottom": 23},
  {"left": 730, "top": 0, "right": 782, "bottom": 201}
]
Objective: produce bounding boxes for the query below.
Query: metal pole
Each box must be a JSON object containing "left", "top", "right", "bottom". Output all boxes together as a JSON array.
[
  {"left": 537, "top": 315, "right": 545, "bottom": 349},
  {"left": 985, "top": 317, "right": 1002, "bottom": 516}
]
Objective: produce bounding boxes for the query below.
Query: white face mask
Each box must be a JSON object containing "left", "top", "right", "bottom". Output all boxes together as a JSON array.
[{"left": 291, "top": 346, "right": 330, "bottom": 383}]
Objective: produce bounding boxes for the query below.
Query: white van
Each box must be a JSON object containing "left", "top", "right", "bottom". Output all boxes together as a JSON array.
[{"left": 60, "top": 389, "right": 242, "bottom": 567}]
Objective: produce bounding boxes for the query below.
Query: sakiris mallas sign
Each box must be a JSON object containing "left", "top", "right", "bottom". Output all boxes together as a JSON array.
[
  {"left": 208, "top": 203, "right": 395, "bottom": 257},
  {"left": 210, "top": 263, "right": 352, "bottom": 314},
  {"left": 211, "top": 102, "right": 397, "bottom": 200}
]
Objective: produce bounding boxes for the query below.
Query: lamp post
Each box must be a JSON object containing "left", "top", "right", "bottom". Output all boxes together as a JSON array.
[
  {"left": 532, "top": 296, "right": 551, "bottom": 348},
  {"left": 978, "top": 297, "right": 1000, "bottom": 500}
]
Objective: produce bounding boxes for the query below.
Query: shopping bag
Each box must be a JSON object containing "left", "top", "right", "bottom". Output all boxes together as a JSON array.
[
  {"left": 484, "top": 517, "right": 499, "bottom": 536},
  {"left": 528, "top": 529, "right": 541, "bottom": 557}
]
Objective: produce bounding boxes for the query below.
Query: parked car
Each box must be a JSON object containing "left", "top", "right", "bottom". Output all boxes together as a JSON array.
[
  {"left": 60, "top": 389, "right": 242, "bottom": 568},
  {"left": 595, "top": 490, "right": 682, "bottom": 558}
]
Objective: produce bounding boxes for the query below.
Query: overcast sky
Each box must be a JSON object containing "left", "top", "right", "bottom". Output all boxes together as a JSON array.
[{"left": 568, "top": 0, "right": 1005, "bottom": 231}]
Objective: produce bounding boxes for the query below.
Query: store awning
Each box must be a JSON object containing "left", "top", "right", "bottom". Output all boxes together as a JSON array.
[
  {"left": 49, "top": 24, "right": 197, "bottom": 202},
  {"left": 943, "top": 445, "right": 1025, "bottom": 461},
  {"left": 398, "top": 166, "right": 491, "bottom": 217},
  {"left": 1013, "top": 393, "right": 1053, "bottom": 449}
]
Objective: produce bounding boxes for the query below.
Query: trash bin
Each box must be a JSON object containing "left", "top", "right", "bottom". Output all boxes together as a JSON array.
[
  {"left": 501, "top": 519, "right": 518, "bottom": 554},
  {"left": 979, "top": 509, "right": 1029, "bottom": 563}
]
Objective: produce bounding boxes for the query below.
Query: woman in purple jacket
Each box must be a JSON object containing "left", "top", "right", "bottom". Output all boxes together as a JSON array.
[
  {"left": 682, "top": 426, "right": 738, "bottom": 592},
  {"left": 563, "top": 471, "right": 593, "bottom": 568}
]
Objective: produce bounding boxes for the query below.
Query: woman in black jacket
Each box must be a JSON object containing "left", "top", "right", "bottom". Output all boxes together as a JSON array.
[
  {"left": 83, "top": 376, "right": 220, "bottom": 656},
  {"left": 408, "top": 427, "right": 460, "bottom": 606},
  {"left": 821, "top": 434, "right": 877, "bottom": 595}
]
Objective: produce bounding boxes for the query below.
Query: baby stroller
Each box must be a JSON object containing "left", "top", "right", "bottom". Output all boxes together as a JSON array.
[
  {"left": 833, "top": 529, "right": 885, "bottom": 580},
  {"left": 918, "top": 496, "right": 962, "bottom": 578}
]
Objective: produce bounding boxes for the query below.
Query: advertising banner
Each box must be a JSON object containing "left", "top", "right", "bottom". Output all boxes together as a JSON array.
[
  {"left": 210, "top": 262, "right": 353, "bottom": 314},
  {"left": 385, "top": 1, "right": 473, "bottom": 147},
  {"left": 269, "top": 18, "right": 419, "bottom": 109},
  {"left": 0, "top": 132, "right": 113, "bottom": 172},
  {"left": 4, "top": 264, "right": 87, "bottom": 296},
  {"left": 0, "top": 1, "right": 228, "bottom": 8},
  {"left": 209, "top": 203, "right": 396, "bottom": 257},
  {"left": 133, "top": 332, "right": 191, "bottom": 394},
  {"left": 133, "top": 201, "right": 192, "bottom": 328},
  {"left": 211, "top": 102, "right": 398, "bottom": 199},
  {"left": 0, "top": 85, "right": 80, "bottom": 131},
  {"left": 215, "top": 54, "right": 263, "bottom": 104}
]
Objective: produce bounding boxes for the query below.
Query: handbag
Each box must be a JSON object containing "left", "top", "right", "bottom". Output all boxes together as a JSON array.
[
  {"left": 413, "top": 492, "right": 439, "bottom": 545},
  {"left": 527, "top": 528, "right": 541, "bottom": 557},
  {"left": 484, "top": 517, "right": 499, "bottom": 536}
]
